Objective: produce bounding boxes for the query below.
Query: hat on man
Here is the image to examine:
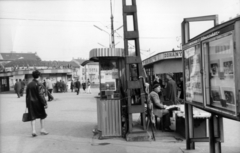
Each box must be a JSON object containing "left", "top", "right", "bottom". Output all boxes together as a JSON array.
[
  {"left": 152, "top": 84, "right": 160, "bottom": 90},
  {"left": 167, "top": 73, "right": 174, "bottom": 78}
]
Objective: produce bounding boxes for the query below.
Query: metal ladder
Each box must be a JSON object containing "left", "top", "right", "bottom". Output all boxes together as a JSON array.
[{"left": 122, "top": 0, "right": 148, "bottom": 139}]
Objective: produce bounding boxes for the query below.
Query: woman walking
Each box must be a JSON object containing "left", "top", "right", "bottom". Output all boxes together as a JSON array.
[
  {"left": 25, "top": 70, "right": 49, "bottom": 137},
  {"left": 87, "top": 79, "right": 91, "bottom": 94}
]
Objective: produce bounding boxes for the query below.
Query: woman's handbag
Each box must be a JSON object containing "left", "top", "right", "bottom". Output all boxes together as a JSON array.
[{"left": 22, "top": 109, "right": 31, "bottom": 122}]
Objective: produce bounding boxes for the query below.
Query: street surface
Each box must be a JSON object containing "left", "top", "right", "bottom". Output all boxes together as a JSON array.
[{"left": 0, "top": 88, "right": 240, "bottom": 153}]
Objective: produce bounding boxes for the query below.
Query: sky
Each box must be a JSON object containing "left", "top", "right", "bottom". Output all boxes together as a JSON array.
[{"left": 0, "top": 0, "right": 239, "bottom": 61}]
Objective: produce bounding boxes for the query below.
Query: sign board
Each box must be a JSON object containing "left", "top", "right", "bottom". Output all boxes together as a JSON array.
[
  {"left": 100, "top": 70, "right": 117, "bottom": 91},
  {"left": 182, "top": 17, "right": 240, "bottom": 121},
  {"left": 100, "top": 60, "right": 118, "bottom": 92},
  {"left": 142, "top": 50, "right": 182, "bottom": 66}
]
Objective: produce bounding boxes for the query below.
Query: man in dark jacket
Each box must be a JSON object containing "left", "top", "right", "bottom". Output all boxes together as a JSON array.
[
  {"left": 150, "top": 84, "right": 172, "bottom": 131},
  {"left": 165, "top": 73, "right": 178, "bottom": 105},
  {"left": 70, "top": 80, "right": 74, "bottom": 92},
  {"left": 26, "top": 70, "right": 48, "bottom": 137},
  {"left": 75, "top": 79, "right": 81, "bottom": 95},
  {"left": 20, "top": 79, "right": 26, "bottom": 96},
  {"left": 14, "top": 79, "right": 21, "bottom": 98}
]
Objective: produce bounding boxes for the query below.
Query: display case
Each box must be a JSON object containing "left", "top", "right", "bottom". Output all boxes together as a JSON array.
[
  {"left": 183, "top": 17, "right": 240, "bottom": 121},
  {"left": 202, "top": 31, "right": 237, "bottom": 116}
]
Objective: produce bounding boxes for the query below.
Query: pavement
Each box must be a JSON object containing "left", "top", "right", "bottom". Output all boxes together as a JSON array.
[{"left": 0, "top": 88, "right": 240, "bottom": 153}]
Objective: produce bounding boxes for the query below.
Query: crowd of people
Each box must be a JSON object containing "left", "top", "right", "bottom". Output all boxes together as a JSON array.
[
  {"left": 14, "top": 77, "right": 92, "bottom": 99},
  {"left": 53, "top": 80, "right": 68, "bottom": 93},
  {"left": 70, "top": 78, "right": 92, "bottom": 95}
]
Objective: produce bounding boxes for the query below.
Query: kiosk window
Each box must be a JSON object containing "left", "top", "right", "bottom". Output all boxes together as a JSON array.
[
  {"left": 184, "top": 44, "right": 203, "bottom": 104},
  {"left": 203, "top": 33, "right": 237, "bottom": 115},
  {"left": 100, "top": 60, "right": 120, "bottom": 99}
]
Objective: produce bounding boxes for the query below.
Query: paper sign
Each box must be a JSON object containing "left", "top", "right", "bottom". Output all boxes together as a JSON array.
[{"left": 185, "top": 47, "right": 195, "bottom": 58}]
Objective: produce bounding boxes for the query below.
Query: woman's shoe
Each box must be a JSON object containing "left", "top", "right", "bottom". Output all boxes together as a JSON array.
[
  {"left": 32, "top": 133, "right": 37, "bottom": 137},
  {"left": 40, "top": 131, "right": 49, "bottom": 135}
]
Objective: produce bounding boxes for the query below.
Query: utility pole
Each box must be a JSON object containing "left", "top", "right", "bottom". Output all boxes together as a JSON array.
[{"left": 110, "top": 0, "right": 115, "bottom": 48}]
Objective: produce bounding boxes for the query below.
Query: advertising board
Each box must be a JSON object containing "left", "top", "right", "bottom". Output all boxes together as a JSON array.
[
  {"left": 100, "top": 61, "right": 118, "bottom": 91},
  {"left": 182, "top": 17, "right": 240, "bottom": 120}
]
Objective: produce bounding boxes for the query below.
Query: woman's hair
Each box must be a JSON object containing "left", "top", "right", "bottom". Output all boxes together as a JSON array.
[{"left": 32, "top": 70, "right": 41, "bottom": 79}]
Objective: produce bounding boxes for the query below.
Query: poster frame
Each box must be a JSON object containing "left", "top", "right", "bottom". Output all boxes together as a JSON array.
[{"left": 182, "top": 17, "right": 240, "bottom": 121}]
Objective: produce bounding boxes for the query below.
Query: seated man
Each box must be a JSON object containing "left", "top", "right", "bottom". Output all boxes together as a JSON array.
[{"left": 150, "top": 83, "right": 172, "bottom": 131}]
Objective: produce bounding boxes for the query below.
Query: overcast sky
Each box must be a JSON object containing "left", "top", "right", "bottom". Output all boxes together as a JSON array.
[{"left": 0, "top": 0, "right": 239, "bottom": 61}]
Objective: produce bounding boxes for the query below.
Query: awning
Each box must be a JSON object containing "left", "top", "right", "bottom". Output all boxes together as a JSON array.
[
  {"left": 81, "top": 60, "right": 93, "bottom": 66},
  {"left": 89, "top": 48, "right": 125, "bottom": 61},
  {"left": 153, "top": 59, "right": 183, "bottom": 74}
]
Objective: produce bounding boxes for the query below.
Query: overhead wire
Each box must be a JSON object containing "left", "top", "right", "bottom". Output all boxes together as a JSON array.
[{"left": 0, "top": 17, "right": 109, "bottom": 23}]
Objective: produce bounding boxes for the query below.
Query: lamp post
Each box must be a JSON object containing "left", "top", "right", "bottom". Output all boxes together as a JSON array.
[
  {"left": 94, "top": 0, "right": 123, "bottom": 49},
  {"left": 110, "top": 0, "right": 115, "bottom": 48}
]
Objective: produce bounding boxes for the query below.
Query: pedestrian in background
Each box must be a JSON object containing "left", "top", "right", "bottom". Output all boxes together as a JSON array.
[
  {"left": 165, "top": 73, "right": 178, "bottom": 105},
  {"left": 59, "top": 80, "right": 63, "bottom": 92},
  {"left": 55, "top": 81, "right": 60, "bottom": 92},
  {"left": 75, "top": 79, "right": 81, "bottom": 95},
  {"left": 82, "top": 82, "right": 86, "bottom": 92},
  {"left": 25, "top": 70, "right": 48, "bottom": 137},
  {"left": 87, "top": 79, "right": 91, "bottom": 94},
  {"left": 46, "top": 77, "right": 53, "bottom": 101},
  {"left": 70, "top": 80, "right": 74, "bottom": 92},
  {"left": 14, "top": 79, "right": 21, "bottom": 98},
  {"left": 62, "top": 81, "right": 67, "bottom": 92},
  {"left": 20, "top": 79, "right": 26, "bottom": 96},
  {"left": 43, "top": 79, "right": 47, "bottom": 96},
  {"left": 177, "top": 77, "right": 184, "bottom": 101}
]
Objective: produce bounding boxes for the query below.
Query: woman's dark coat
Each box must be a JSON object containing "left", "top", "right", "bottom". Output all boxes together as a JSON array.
[{"left": 26, "top": 79, "right": 47, "bottom": 120}]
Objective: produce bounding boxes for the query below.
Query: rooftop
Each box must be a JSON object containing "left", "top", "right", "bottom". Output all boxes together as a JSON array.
[
  {"left": 4, "top": 59, "right": 80, "bottom": 68},
  {"left": 0, "top": 52, "right": 41, "bottom": 61}
]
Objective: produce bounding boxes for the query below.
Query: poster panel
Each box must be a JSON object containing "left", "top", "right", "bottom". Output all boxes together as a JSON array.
[
  {"left": 100, "top": 70, "right": 117, "bottom": 91},
  {"left": 184, "top": 44, "right": 204, "bottom": 104},
  {"left": 203, "top": 32, "right": 237, "bottom": 115},
  {"left": 100, "top": 61, "right": 118, "bottom": 92}
]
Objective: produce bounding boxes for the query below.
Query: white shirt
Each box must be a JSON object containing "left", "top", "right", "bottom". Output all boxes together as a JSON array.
[{"left": 46, "top": 79, "right": 53, "bottom": 89}]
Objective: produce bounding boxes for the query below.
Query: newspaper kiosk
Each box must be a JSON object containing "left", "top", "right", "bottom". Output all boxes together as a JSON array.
[
  {"left": 89, "top": 48, "right": 125, "bottom": 139},
  {"left": 182, "top": 15, "right": 240, "bottom": 153}
]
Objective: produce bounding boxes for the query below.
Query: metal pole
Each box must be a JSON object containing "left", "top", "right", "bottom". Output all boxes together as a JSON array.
[
  {"left": 110, "top": 0, "right": 115, "bottom": 48},
  {"left": 93, "top": 25, "right": 111, "bottom": 48},
  {"left": 209, "top": 115, "right": 222, "bottom": 153},
  {"left": 85, "top": 65, "right": 87, "bottom": 82}
]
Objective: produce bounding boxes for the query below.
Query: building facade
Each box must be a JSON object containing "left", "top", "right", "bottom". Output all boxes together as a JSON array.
[{"left": 0, "top": 58, "right": 80, "bottom": 92}]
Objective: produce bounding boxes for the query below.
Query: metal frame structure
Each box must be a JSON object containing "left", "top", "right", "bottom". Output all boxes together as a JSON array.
[
  {"left": 182, "top": 15, "right": 240, "bottom": 153},
  {"left": 122, "top": 0, "right": 148, "bottom": 140}
]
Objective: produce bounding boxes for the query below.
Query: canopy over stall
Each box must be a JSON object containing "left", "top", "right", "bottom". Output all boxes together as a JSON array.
[{"left": 89, "top": 48, "right": 125, "bottom": 61}]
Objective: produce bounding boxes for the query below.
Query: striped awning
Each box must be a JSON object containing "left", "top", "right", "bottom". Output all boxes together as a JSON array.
[{"left": 89, "top": 48, "right": 125, "bottom": 60}]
